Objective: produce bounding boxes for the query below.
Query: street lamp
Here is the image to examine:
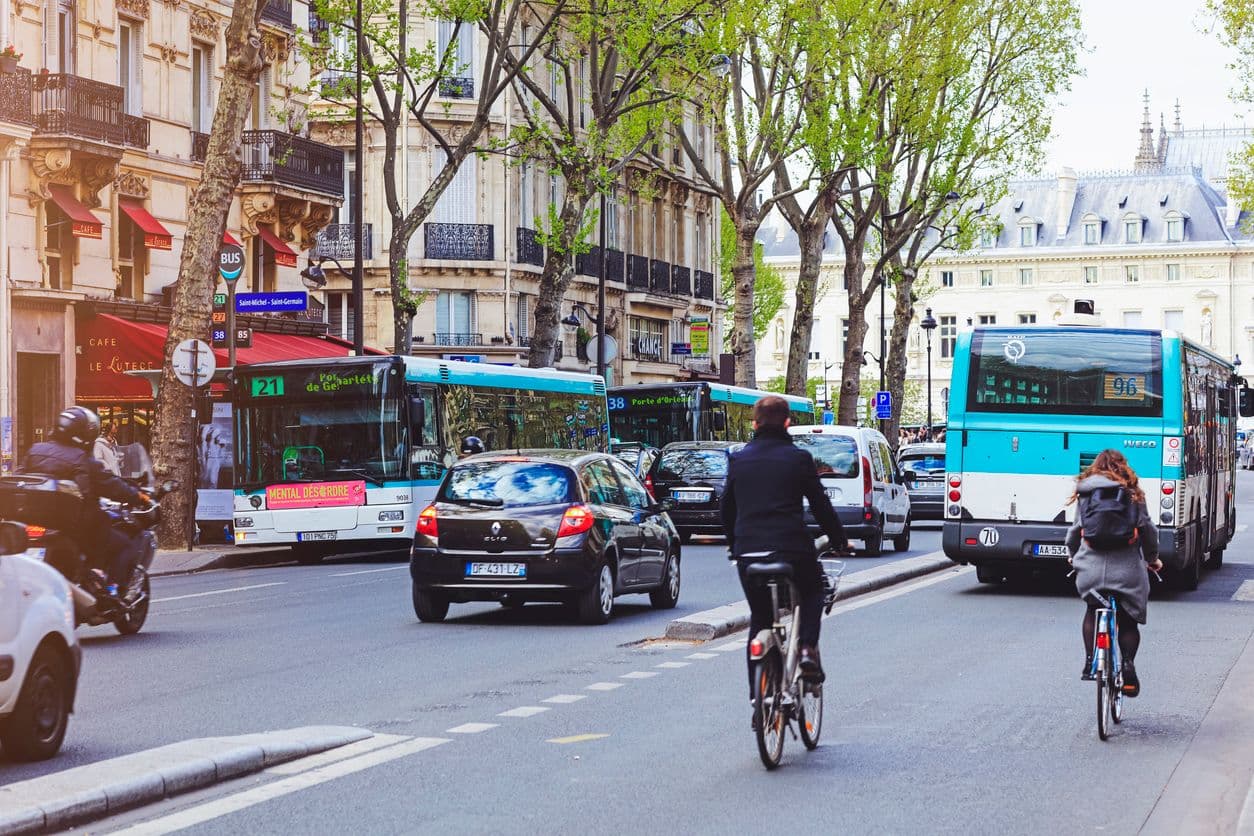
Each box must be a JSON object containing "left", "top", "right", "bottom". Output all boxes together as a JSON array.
[{"left": 920, "top": 307, "right": 938, "bottom": 440}]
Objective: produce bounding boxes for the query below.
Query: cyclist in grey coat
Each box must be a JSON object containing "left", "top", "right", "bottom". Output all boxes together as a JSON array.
[{"left": 1065, "top": 450, "right": 1162, "bottom": 697}]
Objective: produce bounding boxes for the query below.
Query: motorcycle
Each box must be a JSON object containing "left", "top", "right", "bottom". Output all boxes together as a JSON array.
[{"left": 0, "top": 472, "right": 175, "bottom": 636}]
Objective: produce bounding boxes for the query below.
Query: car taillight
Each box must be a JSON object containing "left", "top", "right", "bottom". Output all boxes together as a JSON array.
[
  {"left": 948, "top": 490, "right": 962, "bottom": 502},
  {"left": 25, "top": 525, "right": 46, "bottom": 540},
  {"left": 416, "top": 505, "right": 438, "bottom": 538},
  {"left": 644, "top": 473, "right": 655, "bottom": 500},
  {"left": 862, "top": 457, "right": 872, "bottom": 507},
  {"left": 557, "top": 505, "right": 595, "bottom": 538},
  {"left": 948, "top": 475, "right": 962, "bottom": 488},
  {"left": 947, "top": 473, "right": 962, "bottom": 518}
]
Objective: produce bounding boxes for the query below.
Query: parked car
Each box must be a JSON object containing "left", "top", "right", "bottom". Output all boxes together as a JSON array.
[
  {"left": 896, "top": 442, "right": 946, "bottom": 520},
  {"left": 0, "top": 523, "right": 81, "bottom": 761},
  {"left": 647, "top": 441, "right": 743, "bottom": 542},
  {"left": 610, "top": 442, "right": 661, "bottom": 488},
  {"left": 410, "top": 451, "right": 681, "bottom": 625},
  {"left": 788, "top": 425, "right": 911, "bottom": 556}
]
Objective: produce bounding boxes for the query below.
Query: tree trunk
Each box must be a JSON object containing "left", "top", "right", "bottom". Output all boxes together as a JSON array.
[
  {"left": 883, "top": 263, "right": 916, "bottom": 450},
  {"left": 783, "top": 224, "right": 826, "bottom": 395},
  {"left": 528, "top": 194, "right": 592, "bottom": 368},
  {"left": 390, "top": 227, "right": 416, "bottom": 354},
  {"left": 836, "top": 254, "right": 870, "bottom": 426},
  {"left": 730, "top": 218, "right": 760, "bottom": 387},
  {"left": 151, "top": 0, "right": 265, "bottom": 549}
]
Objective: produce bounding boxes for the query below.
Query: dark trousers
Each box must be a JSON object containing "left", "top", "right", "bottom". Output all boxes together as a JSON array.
[
  {"left": 83, "top": 516, "right": 141, "bottom": 590},
  {"left": 737, "top": 558, "right": 825, "bottom": 691}
]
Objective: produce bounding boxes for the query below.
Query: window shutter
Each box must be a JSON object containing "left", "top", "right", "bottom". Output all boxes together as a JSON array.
[
  {"left": 407, "top": 148, "right": 424, "bottom": 259},
  {"left": 457, "top": 24, "right": 474, "bottom": 79},
  {"left": 437, "top": 20, "right": 453, "bottom": 67},
  {"left": 468, "top": 292, "right": 478, "bottom": 333},
  {"left": 434, "top": 157, "right": 476, "bottom": 224},
  {"left": 517, "top": 295, "right": 529, "bottom": 340},
  {"left": 436, "top": 292, "right": 450, "bottom": 335}
]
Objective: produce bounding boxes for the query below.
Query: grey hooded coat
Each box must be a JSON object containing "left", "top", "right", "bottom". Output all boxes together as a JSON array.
[{"left": 1065, "top": 474, "right": 1159, "bottom": 624}]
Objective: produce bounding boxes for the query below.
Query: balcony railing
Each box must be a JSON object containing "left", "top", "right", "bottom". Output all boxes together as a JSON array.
[
  {"left": 671, "top": 264, "right": 691, "bottom": 296},
  {"left": 241, "top": 130, "right": 344, "bottom": 197},
  {"left": 433, "top": 332, "right": 483, "bottom": 346},
  {"left": 314, "top": 223, "right": 374, "bottom": 262},
  {"left": 32, "top": 74, "right": 149, "bottom": 146},
  {"left": 650, "top": 259, "right": 672, "bottom": 293},
  {"left": 425, "top": 222, "right": 494, "bottom": 261},
  {"left": 575, "top": 246, "right": 627, "bottom": 283},
  {"left": 516, "top": 227, "right": 544, "bottom": 266},
  {"left": 261, "top": 0, "right": 293, "bottom": 28},
  {"left": 0, "top": 67, "right": 34, "bottom": 125},
  {"left": 438, "top": 76, "right": 475, "bottom": 99},
  {"left": 694, "top": 269, "right": 715, "bottom": 300},
  {"left": 627, "top": 254, "right": 649, "bottom": 290},
  {"left": 320, "top": 69, "right": 353, "bottom": 98},
  {"left": 605, "top": 248, "right": 624, "bottom": 283},
  {"left": 191, "top": 130, "right": 210, "bottom": 162}
]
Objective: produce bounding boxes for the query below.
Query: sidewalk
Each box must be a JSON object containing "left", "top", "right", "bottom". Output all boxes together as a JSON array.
[{"left": 149, "top": 545, "right": 289, "bottom": 577}]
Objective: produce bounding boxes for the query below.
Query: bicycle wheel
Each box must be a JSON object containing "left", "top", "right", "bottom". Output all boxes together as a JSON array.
[
  {"left": 1111, "top": 665, "right": 1125, "bottom": 725},
  {"left": 798, "top": 680, "right": 823, "bottom": 750},
  {"left": 751, "top": 654, "right": 785, "bottom": 769},
  {"left": 1096, "top": 651, "right": 1110, "bottom": 741}
]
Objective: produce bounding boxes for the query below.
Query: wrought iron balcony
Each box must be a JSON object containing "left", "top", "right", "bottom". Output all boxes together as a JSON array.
[
  {"left": 314, "top": 223, "right": 373, "bottom": 262},
  {"left": 576, "top": 246, "right": 627, "bottom": 283},
  {"left": 261, "top": 0, "right": 293, "bottom": 28},
  {"left": 433, "top": 332, "right": 483, "bottom": 346},
  {"left": 438, "top": 76, "right": 475, "bottom": 99},
  {"left": 605, "top": 248, "right": 624, "bottom": 283},
  {"left": 0, "top": 67, "right": 34, "bottom": 126},
  {"left": 241, "top": 130, "right": 344, "bottom": 197},
  {"left": 425, "top": 222, "right": 494, "bottom": 261},
  {"left": 671, "top": 264, "right": 691, "bottom": 296},
  {"left": 650, "top": 259, "right": 672, "bottom": 293},
  {"left": 516, "top": 227, "right": 544, "bottom": 266},
  {"left": 627, "top": 254, "right": 650, "bottom": 290},
  {"left": 320, "top": 69, "right": 353, "bottom": 98},
  {"left": 191, "top": 130, "right": 210, "bottom": 162},
  {"left": 32, "top": 74, "right": 149, "bottom": 146},
  {"left": 694, "top": 269, "right": 715, "bottom": 300}
]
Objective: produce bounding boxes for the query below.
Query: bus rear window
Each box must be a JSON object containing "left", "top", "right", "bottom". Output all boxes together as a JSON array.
[{"left": 968, "top": 331, "right": 1163, "bottom": 417}]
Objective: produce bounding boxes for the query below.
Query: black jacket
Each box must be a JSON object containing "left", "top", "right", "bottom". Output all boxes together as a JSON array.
[
  {"left": 21, "top": 440, "right": 144, "bottom": 527},
  {"left": 720, "top": 426, "right": 846, "bottom": 559}
]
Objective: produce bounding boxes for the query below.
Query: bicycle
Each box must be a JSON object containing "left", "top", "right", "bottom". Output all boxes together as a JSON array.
[
  {"left": 1085, "top": 590, "right": 1124, "bottom": 741},
  {"left": 742, "top": 552, "right": 845, "bottom": 769}
]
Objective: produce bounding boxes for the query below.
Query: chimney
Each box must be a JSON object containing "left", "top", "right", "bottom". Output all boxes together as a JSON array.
[{"left": 1055, "top": 168, "right": 1078, "bottom": 239}]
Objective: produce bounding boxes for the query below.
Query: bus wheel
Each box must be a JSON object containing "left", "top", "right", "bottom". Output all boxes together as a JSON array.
[
  {"left": 975, "top": 565, "right": 1003, "bottom": 584},
  {"left": 1205, "top": 549, "right": 1224, "bottom": 570},
  {"left": 1176, "top": 550, "right": 1201, "bottom": 591}
]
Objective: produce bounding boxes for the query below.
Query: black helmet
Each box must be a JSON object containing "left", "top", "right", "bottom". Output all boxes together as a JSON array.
[
  {"left": 53, "top": 406, "right": 101, "bottom": 450},
  {"left": 460, "top": 436, "right": 485, "bottom": 456}
]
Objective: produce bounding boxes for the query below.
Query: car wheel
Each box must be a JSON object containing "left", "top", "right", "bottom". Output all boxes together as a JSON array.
[
  {"left": 649, "top": 550, "right": 681, "bottom": 609},
  {"left": 0, "top": 645, "right": 71, "bottom": 762},
  {"left": 891, "top": 517, "right": 911, "bottom": 552},
  {"left": 412, "top": 585, "right": 450, "bottom": 622},
  {"left": 862, "top": 528, "right": 883, "bottom": 557},
  {"left": 577, "top": 561, "right": 615, "bottom": 625}
]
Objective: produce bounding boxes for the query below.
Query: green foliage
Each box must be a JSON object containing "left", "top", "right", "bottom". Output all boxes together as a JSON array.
[
  {"left": 1210, "top": 0, "right": 1254, "bottom": 216},
  {"left": 719, "top": 207, "right": 785, "bottom": 343}
]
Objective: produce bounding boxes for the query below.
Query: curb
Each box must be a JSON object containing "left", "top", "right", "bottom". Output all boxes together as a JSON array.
[
  {"left": 0, "top": 725, "right": 371, "bottom": 835},
  {"left": 148, "top": 547, "right": 291, "bottom": 577},
  {"left": 664, "top": 551, "right": 957, "bottom": 641}
]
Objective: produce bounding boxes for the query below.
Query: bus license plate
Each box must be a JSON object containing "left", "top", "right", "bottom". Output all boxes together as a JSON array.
[
  {"left": 1033, "top": 544, "right": 1069, "bottom": 557},
  {"left": 298, "top": 530, "right": 337, "bottom": 542},
  {"left": 466, "top": 562, "right": 526, "bottom": 578}
]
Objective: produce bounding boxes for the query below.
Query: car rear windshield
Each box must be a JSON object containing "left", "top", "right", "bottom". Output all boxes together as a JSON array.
[
  {"left": 656, "top": 449, "right": 729, "bottom": 480},
  {"left": 439, "top": 461, "right": 575, "bottom": 507},
  {"left": 899, "top": 453, "right": 945, "bottom": 473},
  {"left": 791, "top": 434, "right": 860, "bottom": 478}
]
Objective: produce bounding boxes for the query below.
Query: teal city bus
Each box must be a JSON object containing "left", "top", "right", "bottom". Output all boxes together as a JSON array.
[
  {"left": 943, "top": 323, "right": 1253, "bottom": 590},
  {"left": 231, "top": 356, "right": 608, "bottom": 559},
  {"left": 607, "top": 382, "right": 814, "bottom": 447}
]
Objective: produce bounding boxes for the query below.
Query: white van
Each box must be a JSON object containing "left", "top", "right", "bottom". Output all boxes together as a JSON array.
[{"left": 788, "top": 425, "right": 911, "bottom": 555}]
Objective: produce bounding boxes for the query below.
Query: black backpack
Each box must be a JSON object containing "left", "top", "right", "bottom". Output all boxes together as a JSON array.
[{"left": 1081, "top": 486, "right": 1139, "bottom": 550}]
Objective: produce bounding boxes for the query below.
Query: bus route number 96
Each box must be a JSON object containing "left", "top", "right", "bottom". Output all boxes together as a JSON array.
[{"left": 1104, "top": 374, "right": 1143, "bottom": 401}]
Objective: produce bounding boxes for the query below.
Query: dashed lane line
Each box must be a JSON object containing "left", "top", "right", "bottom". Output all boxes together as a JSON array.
[
  {"left": 656, "top": 661, "right": 690, "bottom": 669},
  {"left": 713, "top": 641, "right": 743, "bottom": 652},
  {"left": 330, "top": 566, "right": 410, "bottom": 577},
  {"left": 586, "top": 682, "right": 623, "bottom": 691},
  {"left": 686, "top": 652, "right": 719, "bottom": 660},
  {"left": 446, "top": 722, "right": 499, "bottom": 734},
  {"left": 542, "top": 694, "right": 586, "bottom": 704},
  {"left": 153, "top": 582, "right": 286, "bottom": 603},
  {"left": 621, "top": 671, "right": 659, "bottom": 679},
  {"left": 547, "top": 734, "right": 610, "bottom": 745},
  {"left": 1234, "top": 580, "right": 1254, "bottom": 603},
  {"left": 498, "top": 706, "right": 551, "bottom": 718}
]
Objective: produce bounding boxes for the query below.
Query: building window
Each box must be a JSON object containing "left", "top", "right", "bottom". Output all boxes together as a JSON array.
[
  {"left": 980, "top": 269, "right": 993, "bottom": 287},
  {"left": 1018, "top": 313, "right": 1037, "bottom": 324},
  {"left": 1084, "top": 266, "right": 1098, "bottom": 284},
  {"left": 1125, "top": 265, "right": 1139, "bottom": 283},
  {"left": 1122, "top": 310, "right": 1143, "bottom": 328},
  {"left": 606, "top": 195, "right": 620, "bottom": 250},
  {"left": 1019, "top": 224, "right": 1036, "bottom": 247},
  {"left": 54, "top": 0, "right": 76, "bottom": 74},
  {"left": 116, "top": 210, "right": 146, "bottom": 300},
  {"left": 1166, "top": 216, "right": 1184, "bottom": 243},
  {"left": 1083, "top": 222, "right": 1100, "bottom": 245},
  {"left": 840, "top": 318, "right": 849, "bottom": 355},
  {"left": 978, "top": 314, "right": 996, "bottom": 325},
  {"left": 191, "top": 44, "right": 213, "bottom": 134},
  {"left": 1163, "top": 309, "right": 1184, "bottom": 332},
  {"left": 629, "top": 316, "right": 666, "bottom": 361},
  {"left": 516, "top": 293, "right": 530, "bottom": 341},
  {"left": 1019, "top": 268, "right": 1033, "bottom": 286},
  {"left": 118, "top": 19, "right": 142, "bottom": 116},
  {"left": 327, "top": 291, "right": 356, "bottom": 344},
  {"left": 437, "top": 19, "right": 475, "bottom": 98},
  {"left": 940, "top": 316, "right": 957, "bottom": 359},
  {"left": 979, "top": 228, "right": 997, "bottom": 248},
  {"left": 809, "top": 319, "right": 821, "bottom": 360},
  {"left": 45, "top": 203, "right": 69, "bottom": 290},
  {"left": 1124, "top": 218, "right": 1142, "bottom": 244},
  {"left": 435, "top": 290, "right": 476, "bottom": 339},
  {"left": 1166, "top": 262, "right": 1180, "bottom": 281},
  {"left": 695, "top": 212, "right": 708, "bottom": 271},
  {"left": 941, "top": 270, "right": 954, "bottom": 288}
]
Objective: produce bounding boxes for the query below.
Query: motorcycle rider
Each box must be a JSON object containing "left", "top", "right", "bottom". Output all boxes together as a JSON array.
[{"left": 19, "top": 406, "right": 149, "bottom": 604}]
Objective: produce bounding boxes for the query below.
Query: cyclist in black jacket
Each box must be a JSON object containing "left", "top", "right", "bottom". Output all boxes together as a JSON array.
[
  {"left": 721, "top": 395, "right": 850, "bottom": 687},
  {"left": 20, "top": 407, "right": 148, "bottom": 601}
]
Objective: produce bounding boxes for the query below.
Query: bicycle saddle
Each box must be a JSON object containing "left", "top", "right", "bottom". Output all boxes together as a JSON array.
[{"left": 743, "top": 561, "right": 794, "bottom": 578}]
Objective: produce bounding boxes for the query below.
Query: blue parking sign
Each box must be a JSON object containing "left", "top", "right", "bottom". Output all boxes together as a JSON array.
[{"left": 875, "top": 390, "right": 892, "bottom": 420}]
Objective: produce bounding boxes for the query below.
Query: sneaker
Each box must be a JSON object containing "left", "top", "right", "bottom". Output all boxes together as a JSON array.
[
  {"left": 799, "top": 645, "right": 826, "bottom": 683},
  {"left": 1081, "top": 655, "right": 1096, "bottom": 681},
  {"left": 1121, "top": 661, "right": 1140, "bottom": 697}
]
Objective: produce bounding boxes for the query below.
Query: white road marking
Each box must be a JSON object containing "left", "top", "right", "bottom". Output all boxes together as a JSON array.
[
  {"left": 713, "top": 641, "right": 744, "bottom": 652},
  {"left": 655, "top": 661, "right": 690, "bottom": 669},
  {"left": 265, "top": 734, "right": 409, "bottom": 775},
  {"left": 542, "top": 694, "right": 586, "bottom": 704},
  {"left": 153, "top": 582, "right": 286, "bottom": 603},
  {"left": 1236, "top": 773, "right": 1254, "bottom": 836},
  {"left": 330, "top": 566, "right": 410, "bottom": 577},
  {"left": 621, "top": 671, "right": 659, "bottom": 679},
  {"left": 585, "top": 682, "right": 623, "bottom": 691},
  {"left": 111, "top": 737, "right": 449, "bottom": 835},
  {"left": 1233, "top": 580, "right": 1254, "bottom": 603},
  {"left": 1237, "top": 524, "right": 1249, "bottom": 533},
  {"left": 498, "top": 706, "right": 550, "bottom": 718},
  {"left": 686, "top": 652, "right": 719, "bottom": 660},
  {"left": 823, "top": 568, "right": 972, "bottom": 620},
  {"left": 446, "top": 722, "right": 498, "bottom": 734}
]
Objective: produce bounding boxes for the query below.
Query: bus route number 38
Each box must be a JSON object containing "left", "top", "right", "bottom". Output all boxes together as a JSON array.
[{"left": 608, "top": 397, "right": 627, "bottom": 410}]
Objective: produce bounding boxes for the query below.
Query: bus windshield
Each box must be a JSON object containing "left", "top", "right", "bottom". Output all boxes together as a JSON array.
[
  {"left": 609, "top": 389, "right": 700, "bottom": 446},
  {"left": 968, "top": 330, "right": 1163, "bottom": 417}
]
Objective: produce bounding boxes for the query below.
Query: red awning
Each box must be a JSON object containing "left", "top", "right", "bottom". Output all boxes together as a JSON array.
[
  {"left": 76, "top": 313, "right": 384, "bottom": 402},
  {"left": 48, "top": 184, "right": 103, "bottom": 239},
  {"left": 223, "top": 231, "right": 242, "bottom": 246},
  {"left": 258, "top": 226, "right": 298, "bottom": 268},
  {"left": 119, "top": 198, "right": 173, "bottom": 250}
]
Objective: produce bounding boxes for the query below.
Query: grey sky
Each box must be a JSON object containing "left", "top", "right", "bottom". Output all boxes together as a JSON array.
[{"left": 1044, "top": 0, "right": 1247, "bottom": 173}]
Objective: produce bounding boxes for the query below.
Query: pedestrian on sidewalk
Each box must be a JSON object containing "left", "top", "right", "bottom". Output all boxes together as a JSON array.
[{"left": 93, "top": 421, "right": 121, "bottom": 476}]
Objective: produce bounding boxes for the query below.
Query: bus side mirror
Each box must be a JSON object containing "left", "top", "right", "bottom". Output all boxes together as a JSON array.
[
  {"left": 711, "top": 411, "right": 726, "bottom": 433},
  {"left": 409, "top": 397, "right": 426, "bottom": 443},
  {"left": 1240, "top": 386, "right": 1254, "bottom": 418}
]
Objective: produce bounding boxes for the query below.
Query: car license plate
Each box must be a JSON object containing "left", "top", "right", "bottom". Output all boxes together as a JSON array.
[
  {"left": 1033, "top": 544, "right": 1069, "bottom": 557},
  {"left": 298, "top": 530, "right": 337, "bottom": 542},
  {"left": 466, "top": 562, "right": 526, "bottom": 578},
  {"left": 825, "top": 487, "right": 841, "bottom": 502},
  {"left": 672, "top": 490, "right": 710, "bottom": 503}
]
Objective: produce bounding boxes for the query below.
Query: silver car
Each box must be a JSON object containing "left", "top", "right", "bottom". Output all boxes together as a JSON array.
[{"left": 897, "top": 443, "right": 946, "bottom": 520}]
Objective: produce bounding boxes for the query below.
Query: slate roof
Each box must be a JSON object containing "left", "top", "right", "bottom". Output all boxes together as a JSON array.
[{"left": 1163, "top": 128, "right": 1253, "bottom": 185}]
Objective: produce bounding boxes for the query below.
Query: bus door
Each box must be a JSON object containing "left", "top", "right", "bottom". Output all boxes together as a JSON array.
[
  {"left": 408, "top": 384, "right": 443, "bottom": 499},
  {"left": 1206, "top": 382, "right": 1220, "bottom": 548}
]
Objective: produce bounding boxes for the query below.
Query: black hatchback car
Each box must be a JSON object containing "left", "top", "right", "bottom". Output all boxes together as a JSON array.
[
  {"left": 647, "top": 441, "right": 742, "bottom": 542},
  {"left": 410, "top": 450, "right": 682, "bottom": 625}
]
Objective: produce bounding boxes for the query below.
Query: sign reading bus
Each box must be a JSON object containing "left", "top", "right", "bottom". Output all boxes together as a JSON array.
[{"left": 265, "top": 480, "right": 367, "bottom": 510}]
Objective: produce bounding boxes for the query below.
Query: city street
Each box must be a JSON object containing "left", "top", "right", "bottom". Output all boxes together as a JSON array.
[{"left": 4, "top": 501, "right": 1254, "bottom": 834}]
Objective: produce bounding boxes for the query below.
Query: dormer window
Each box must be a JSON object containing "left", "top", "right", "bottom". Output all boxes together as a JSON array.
[
  {"left": 1018, "top": 218, "right": 1039, "bottom": 247},
  {"left": 1081, "top": 212, "right": 1103, "bottom": 245},
  {"left": 979, "top": 228, "right": 997, "bottom": 249},
  {"left": 1164, "top": 210, "right": 1187, "bottom": 243},
  {"left": 1122, "top": 212, "right": 1144, "bottom": 244}
]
